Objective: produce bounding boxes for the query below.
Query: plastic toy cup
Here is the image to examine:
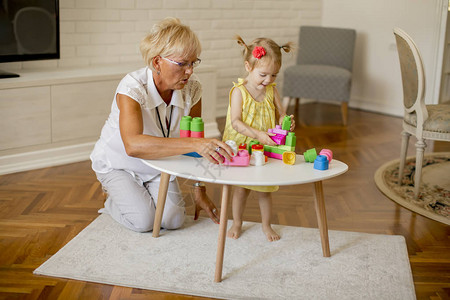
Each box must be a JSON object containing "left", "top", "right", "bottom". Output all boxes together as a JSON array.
[
  {"left": 303, "top": 148, "right": 317, "bottom": 162},
  {"left": 251, "top": 144, "right": 264, "bottom": 152},
  {"left": 248, "top": 140, "right": 260, "bottom": 154},
  {"left": 225, "top": 140, "right": 238, "bottom": 157},
  {"left": 253, "top": 150, "right": 265, "bottom": 166},
  {"left": 282, "top": 151, "right": 296, "bottom": 165}
]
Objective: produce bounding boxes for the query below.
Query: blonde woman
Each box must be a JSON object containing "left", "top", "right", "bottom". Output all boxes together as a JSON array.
[{"left": 91, "top": 18, "right": 232, "bottom": 232}]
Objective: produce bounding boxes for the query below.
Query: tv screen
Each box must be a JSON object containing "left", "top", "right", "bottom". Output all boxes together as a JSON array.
[{"left": 0, "top": 0, "right": 59, "bottom": 77}]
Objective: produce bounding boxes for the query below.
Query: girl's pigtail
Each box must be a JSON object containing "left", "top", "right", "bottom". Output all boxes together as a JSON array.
[
  {"left": 235, "top": 35, "right": 249, "bottom": 57},
  {"left": 280, "top": 42, "right": 294, "bottom": 53}
]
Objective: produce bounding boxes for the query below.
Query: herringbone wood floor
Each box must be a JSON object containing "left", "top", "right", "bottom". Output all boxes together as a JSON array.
[{"left": 1, "top": 103, "right": 449, "bottom": 300}]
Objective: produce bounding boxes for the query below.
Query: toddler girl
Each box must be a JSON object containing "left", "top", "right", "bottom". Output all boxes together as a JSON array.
[{"left": 222, "top": 36, "right": 295, "bottom": 241}]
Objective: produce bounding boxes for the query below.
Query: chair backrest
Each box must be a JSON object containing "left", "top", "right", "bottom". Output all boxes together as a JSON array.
[
  {"left": 297, "top": 26, "right": 356, "bottom": 71},
  {"left": 393, "top": 27, "right": 426, "bottom": 113}
]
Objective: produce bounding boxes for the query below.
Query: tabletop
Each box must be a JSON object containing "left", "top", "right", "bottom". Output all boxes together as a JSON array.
[{"left": 143, "top": 154, "right": 348, "bottom": 186}]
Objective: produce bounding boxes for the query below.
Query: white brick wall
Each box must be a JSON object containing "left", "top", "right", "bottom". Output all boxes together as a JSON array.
[{"left": 1, "top": 0, "right": 322, "bottom": 116}]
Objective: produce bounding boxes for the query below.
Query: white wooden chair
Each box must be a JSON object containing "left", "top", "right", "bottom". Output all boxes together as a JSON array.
[{"left": 393, "top": 27, "right": 450, "bottom": 199}]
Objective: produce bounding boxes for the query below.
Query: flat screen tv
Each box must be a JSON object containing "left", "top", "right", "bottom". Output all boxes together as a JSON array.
[{"left": 0, "top": 0, "right": 60, "bottom": 78}]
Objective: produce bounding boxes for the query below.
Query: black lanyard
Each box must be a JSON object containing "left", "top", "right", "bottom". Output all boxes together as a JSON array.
[{"left": 155, "top": 105, "right": 174, "bottom": 138}]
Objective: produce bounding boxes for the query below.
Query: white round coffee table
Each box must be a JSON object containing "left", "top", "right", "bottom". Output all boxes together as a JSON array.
[{"left": 143, "top": 154, "right": 348, "bottom": 282}]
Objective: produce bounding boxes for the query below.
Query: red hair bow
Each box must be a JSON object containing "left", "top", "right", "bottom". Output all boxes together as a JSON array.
[{"left": 252, "top": 46, "right": 266, "bottom": 59}]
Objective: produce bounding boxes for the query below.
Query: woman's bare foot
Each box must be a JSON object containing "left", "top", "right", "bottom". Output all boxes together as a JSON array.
[
  {"left": 262, "top": 224, "right": 280, "bottom": 242},
  {"left": 227, "top": 222, "right": 242, "bottom": 239}
]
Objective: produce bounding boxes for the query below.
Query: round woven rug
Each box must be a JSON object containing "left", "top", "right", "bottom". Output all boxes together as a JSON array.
[{"left": 374, "top": 152, "right": 450, "bottom": 225}]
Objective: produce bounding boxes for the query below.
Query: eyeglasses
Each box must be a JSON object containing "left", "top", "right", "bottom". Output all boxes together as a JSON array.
[{"left": 161, "top": 57, "right": 201, "bottom": 69}]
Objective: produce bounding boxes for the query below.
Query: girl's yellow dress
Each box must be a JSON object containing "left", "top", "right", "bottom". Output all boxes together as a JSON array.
[{"left": 222, "top": 78, "right": 279, "bottom": 193}]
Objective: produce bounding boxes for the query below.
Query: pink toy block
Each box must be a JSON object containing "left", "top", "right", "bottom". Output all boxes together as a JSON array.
[
  {"left": 222, "top": 150, "right": 250, "bottom": 166},
  {"left": 264, "top": 151, "right": 283, "bottom": 160},
  {"left": 319, "top": 149, "right": 333, "bottom": 162},
  {"left": 270, "top": 125, "right": 288, "bottom": 136},
  {"left": 180, "top": 130, "right": 190, "bottom": 138},
  {"left": 191, "top": 131, "right": 204, "bottom": 138},
  {"left": 270, "top": 134, "right": 286, "bottom": 145},
  {"left": 268, "top": 125, "right": 288, "bottom": 145}
]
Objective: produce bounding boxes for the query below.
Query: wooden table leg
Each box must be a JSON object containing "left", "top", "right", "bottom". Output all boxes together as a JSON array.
[
  {"left": 214, "top": 184, "right": 230, "bottom": 282},
  {"left": 313, "top": 181, "right": 330, "bottom": 257},
  {"left": 152, "top": 172, "right": 170, "bottom": 238}
]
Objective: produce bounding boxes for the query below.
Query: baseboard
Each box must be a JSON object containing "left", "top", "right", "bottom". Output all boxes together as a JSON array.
[
  {"left": 0, "top": 120, "right": 221, "bottom": 175},
  {"left": 0, "top": 142, "right": 95, "bottom": 175}
]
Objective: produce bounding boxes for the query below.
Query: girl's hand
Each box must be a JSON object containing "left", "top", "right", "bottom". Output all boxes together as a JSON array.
[
  {"left": 289, "top": 114, "right": 296, "bottom": 131},
  {"left": 279, "top": 114, "right": 296, "bottom": 131},
  {"left": 196, "top": 138, "right": 234, "bottom": 164},
  {"left": 256, "top": 131, "right": 277, "bottom": 146}
]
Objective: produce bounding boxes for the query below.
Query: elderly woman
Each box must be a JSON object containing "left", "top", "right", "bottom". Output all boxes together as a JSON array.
[{"left": 90, "top": 17, "right": 232, "bottom": 232}]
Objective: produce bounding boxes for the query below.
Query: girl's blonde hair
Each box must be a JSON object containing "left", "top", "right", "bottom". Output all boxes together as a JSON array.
[
  {"left": 235, "top": 35, "right": 293, "bottom": 70},
  {"left": 140, "top": 17, "right": 201, "bottom": 70}
]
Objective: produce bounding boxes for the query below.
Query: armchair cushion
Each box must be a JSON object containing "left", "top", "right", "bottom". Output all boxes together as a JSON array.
[
  {"left": 404, "top": 104, "right": 450, "bottom": 133},
  {"left": 283, "top": 64, "right": 352, "bottom": 102}
]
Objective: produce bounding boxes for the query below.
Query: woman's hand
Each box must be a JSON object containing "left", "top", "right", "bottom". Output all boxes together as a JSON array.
[{"left": 195, "top": 138, "right": 234, "bottom": 164}]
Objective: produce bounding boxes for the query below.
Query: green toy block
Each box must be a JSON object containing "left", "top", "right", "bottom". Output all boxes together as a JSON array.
[
  {"left": 285, "top": 132, "right": 296, "bottom": 148},
  {"left": 281, "top": 115, "right": 291, "bottom": 131},
  {"left": 190, "top": 117, "right": 204, "bottom": 132},
  {"left": 278, "top": 145, "right": 295, "bottom": 151},
  {"left": 180, "top": 116, "right": 192, "bottom": 131},
  {"left": 263, "top": 145, "right": 286, "bottom": 155},
  {"left": 304, "top": 148, "right": 317, "bottom": 162}
]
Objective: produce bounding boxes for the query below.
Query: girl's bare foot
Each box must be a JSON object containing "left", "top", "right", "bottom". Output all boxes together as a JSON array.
[
  {"left": 227, "top": 222, "right": 242, "bottom": 239},
  {"left": 262, "top": 224, "right": 280, "bottom": 242}
]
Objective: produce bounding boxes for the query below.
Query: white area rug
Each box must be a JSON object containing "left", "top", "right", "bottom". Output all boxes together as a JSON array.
[{"left": 34, "top": 214, "right": 416, "bottom": 300}]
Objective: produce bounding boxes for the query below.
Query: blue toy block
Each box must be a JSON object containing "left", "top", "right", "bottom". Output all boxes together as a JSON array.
[
  {"left": 183, "top": 152, "right": 202, "bottom": 158},
  {"left": 314, "top": 155, "right": 329, "bottom": 170}
]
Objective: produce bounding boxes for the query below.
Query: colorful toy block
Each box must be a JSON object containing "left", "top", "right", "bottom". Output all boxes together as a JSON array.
[
  {"left": 248, "top": 140, "right": 260, "bottom": 155},
  {"left": 319, "top": 149, "right": 333, "bottom": 162},
  {"left": 285, "top": 132, "right": 296, "bottom": 148},
  {"left": 222, "top": 149, "right": 250, "bottom": 166},
  {"left": 260, "top": 122, "right": 297, "bottom": 163},
  {"left": 314, "top": 155, "right": 329, "bottom": 170},
  {"left": 181, "top": 116, "right": 204, "bottom": 157},
  {"left": 281, "top": 115, "right": 291, "bottom": 131},
  {"left": 180, "top": 116, "right": 192, "bottom": 137},
  {"left": 238, "top": 143, "right": 247, "bottom": 151},
  {"left": 190, "top": 117, "right": 204, "bottom": 138},
  {"left": 303, "top": 148, "right": 317, "bottom": 162},
  {"left": 282, "top": 151, "right": 296, "bottom": 165},
  {"left": 268, "top": 125, "right": 288, "bottom": 145}
]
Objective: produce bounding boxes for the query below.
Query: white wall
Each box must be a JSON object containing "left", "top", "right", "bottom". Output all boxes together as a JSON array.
[
  {"left": 322, "top": 0, "right": 448, "bottom": 116},
  {"left": 0, "top": 0, "right": 322, "bottom": 117}
]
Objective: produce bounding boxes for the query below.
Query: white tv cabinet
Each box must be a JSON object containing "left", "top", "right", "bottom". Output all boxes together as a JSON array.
[{"left": 0, "top": 63, "right": 219, "bottom": 175}]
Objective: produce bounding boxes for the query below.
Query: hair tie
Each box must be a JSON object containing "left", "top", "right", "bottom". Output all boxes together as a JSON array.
[{"left": 252, "top": 46, "right": 266, "bottom": 59}]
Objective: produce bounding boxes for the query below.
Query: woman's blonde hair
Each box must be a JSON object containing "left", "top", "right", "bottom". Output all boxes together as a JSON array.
[
  {"left": 140, "top": 17, "right": 201, "bottom": 70},
  {"left": 235, "top": 35, "right": 293, "bottom": 70}
]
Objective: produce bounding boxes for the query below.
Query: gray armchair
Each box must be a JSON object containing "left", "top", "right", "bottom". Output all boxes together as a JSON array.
[{"left": 282, "top": 26, "right": 356, "bottom": 125}]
